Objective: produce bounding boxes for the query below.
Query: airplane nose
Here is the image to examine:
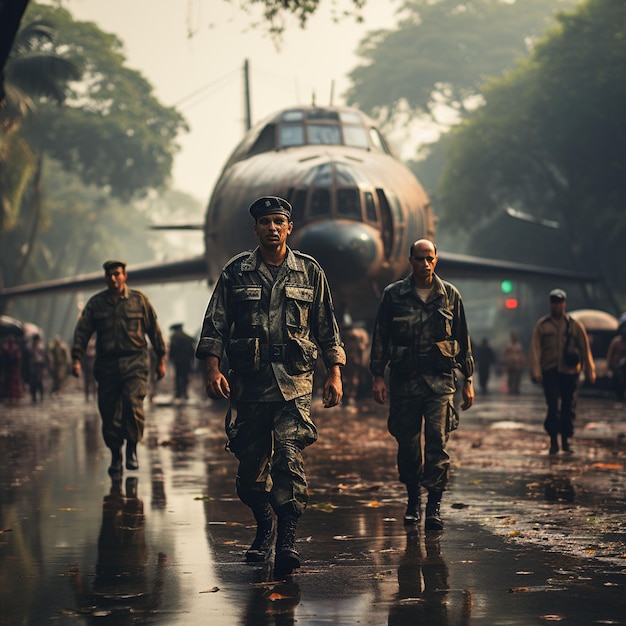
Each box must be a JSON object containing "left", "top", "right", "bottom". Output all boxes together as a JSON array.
[{"left": 294, "top": 221, "right": 380, "bottom": 285}]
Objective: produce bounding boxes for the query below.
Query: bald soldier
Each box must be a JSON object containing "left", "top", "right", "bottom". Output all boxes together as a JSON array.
[
  {"left": 71, "top": 260, "right": 166, "bottom": 477},
  {"left": 370, "top": 239, "right": 474, "bottom": 530}
]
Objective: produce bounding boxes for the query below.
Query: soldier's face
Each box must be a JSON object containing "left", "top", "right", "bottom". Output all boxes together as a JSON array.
[
  {"left": 254, "top": 213, "right": 293, "bottom": 248},
  {"left": 105, "top": 267, "right": 127, "bottom": 294},
  {"left": 409, "top": 242, "right": 438, "bottom": 283}
]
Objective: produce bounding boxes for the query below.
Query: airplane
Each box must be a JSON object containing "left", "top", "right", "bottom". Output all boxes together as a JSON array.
[{"left": 0, "top": 104, "right": 598, "bottom": 324}]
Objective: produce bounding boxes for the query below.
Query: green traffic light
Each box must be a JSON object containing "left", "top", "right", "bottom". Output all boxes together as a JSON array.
[{"left": 501, "top": 279, "right": 514, "bottom": 294}]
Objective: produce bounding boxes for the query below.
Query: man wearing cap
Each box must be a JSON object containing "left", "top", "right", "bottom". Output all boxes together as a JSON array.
[
  {"left": 529, "top": 288, "right": 595, "bottom": 454},
  {"left": 168, "top": 323, "right": 196, "bottom": 400},
  {"left": 196, "top": 195, "right": 345, "bottom": 577},
  {"left": 71, "top": 260, "right": 167, "bottom": 476}
]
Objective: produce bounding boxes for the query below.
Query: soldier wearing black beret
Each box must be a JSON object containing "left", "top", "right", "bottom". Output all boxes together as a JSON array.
[{"left": 196, "top": 195, "right": 345, "bottom": 577}]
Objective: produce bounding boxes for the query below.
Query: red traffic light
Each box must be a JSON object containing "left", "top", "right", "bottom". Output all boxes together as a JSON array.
[{"left": 504, "top": 298, "right": 519, "bottom": 309}]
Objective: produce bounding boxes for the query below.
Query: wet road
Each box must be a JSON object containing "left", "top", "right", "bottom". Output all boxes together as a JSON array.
[{"left": 1, "top": 375, "right": 626, "bottom": 625}]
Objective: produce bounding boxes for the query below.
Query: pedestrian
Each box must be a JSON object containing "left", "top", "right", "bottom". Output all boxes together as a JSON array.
[
  {"left": 606, "top": 315, "right": 626, "bottom": 400},
  {"left": 473, "top": 337, "right": 497, "bottom": 394},
  {"left": 1, "top": 333, "right": 24, "bottom": 404},
  {"left": 501, "top": 331, "right": 526, "bottom": 394},
  {"left": 195, "top": 196, "right": 345, "bottom": 577},
  {"left": 370, "top": 239, "right": 474, "bottom": 530},
  {"left": 529, "top": 288, "right": 596, "bottom": 454},
  {"left": 49, "top": 335, "right": 69, "bottom": 396},
  {"left": 70, "top": 260, "right": 167, "bottom": 476},
  {"left": 27, "top": 333, "right": 48, "bottom": 403},
  {"left": 341, "top": 315, "right": 370, "bottom": 410},
  {"left": 168, "top": 323, "right": 195, "bottom": 401}
]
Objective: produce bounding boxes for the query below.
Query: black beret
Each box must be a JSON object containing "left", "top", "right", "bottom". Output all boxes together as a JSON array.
[
  {"left": 249, "top": 196, "right": 292, "bottom": 220},
  {"left": 102, "top": 259, "right": 126, "bottom": 272},
  {"left": 169, "top": 323, "right": 183, "bottom": 331}
]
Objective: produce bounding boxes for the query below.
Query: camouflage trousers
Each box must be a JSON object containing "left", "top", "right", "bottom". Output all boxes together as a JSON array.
[
  {"left": 94, "top": 353, "right": 149, "bottom": 449},
  {"left": 388, "top": 380, "right": 457, "bottom": 493},
  {"left": 225, "top": 396, "right": 318, "bottom": 516}
]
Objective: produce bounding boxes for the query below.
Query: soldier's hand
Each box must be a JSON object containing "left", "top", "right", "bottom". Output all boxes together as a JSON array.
[
  {"left": 206, "top": 372, "right": 230, "bottom": 400},
  {"left": 156, "top": 358, "right": 166, "bottom": 381},
  {"left": 323, "top": 366, "right": 342, "bottom": 408},
  {"left": 71, "top": 360, "right": 81, "bottom": 378},
  {"left": 461, "top": 378, "right": 474, "bottom": 410},
  {"left": 372, "top": 375, "right": 387, "bottom": 405}
]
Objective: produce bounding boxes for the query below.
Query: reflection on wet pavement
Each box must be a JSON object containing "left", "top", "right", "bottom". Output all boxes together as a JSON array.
[{"left": 1, "top": 376, "right": 626, "bottom": 624}]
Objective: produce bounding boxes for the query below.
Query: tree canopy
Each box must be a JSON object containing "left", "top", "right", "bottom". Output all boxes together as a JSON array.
[
  {"left": 438, "top": 0, "right": 626, "bottom": 302},
  {"left": 345, "top": 0, "right": 579, "bottom": 125}
]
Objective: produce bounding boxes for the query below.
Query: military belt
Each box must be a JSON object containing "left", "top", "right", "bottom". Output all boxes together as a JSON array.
[{"left": 260, "top": 344, "right": 287, "bottom": 362}]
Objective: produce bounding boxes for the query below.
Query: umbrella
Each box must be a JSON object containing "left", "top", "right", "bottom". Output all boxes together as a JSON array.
[{"left": 0, "top": 314, "right": 25, "bottom": 337}]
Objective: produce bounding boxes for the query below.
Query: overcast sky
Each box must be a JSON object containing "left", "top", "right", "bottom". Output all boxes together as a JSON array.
[{"left": 63, "top": 0, "right": 398, "bottom": 202}]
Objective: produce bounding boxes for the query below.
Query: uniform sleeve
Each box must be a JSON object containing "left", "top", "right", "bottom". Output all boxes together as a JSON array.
[
  {"left": 195, "top": 272, "right": 230, "bottom": 360},
  {"left": 528, "top": 323, "right": 542, "bottom": 379},
  {"left": 311, "top": 267, "right": 346, "bottom": 368},
  {"left": 452, "top": 292, "right": 474, "bottom": 379},
  {"left": 145, "top": 297, "right": 166, "bottom": 359},
  {"left": 575, "top": 320, "right": 595, "bottom": 379},
  {"left": 369, "top": 290, "right": 391, "bottom": 377},
  {"left": 71, "top": 300, "right": 95, "bottom": 361}
]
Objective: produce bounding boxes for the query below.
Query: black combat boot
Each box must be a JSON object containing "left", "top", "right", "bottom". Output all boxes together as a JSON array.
[
  {"left": 274, "top": 507, "right": 301, "bottom": 577},
  {"left": 549, "top": 435, "right": 559, "bottom": 455},
  {"left": 403, "top": 483, "right": 421, "bottom": 525},
  {"left": 108, "top": 447, "right": 123, "bottom": 477},
  {"left": 561, "top": 435, "right": 572, "bottom": 454},
  {"left": 126, "top": 440, "right": 139, "bottom": 470},
  {"left": 425, "top": 490, "right": 444, "bottom": 531},
  {"left": 245, "top": 503, "right": 276, "bottom": 562}
]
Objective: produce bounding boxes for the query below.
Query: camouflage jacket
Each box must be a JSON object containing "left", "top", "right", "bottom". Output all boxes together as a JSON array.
[
  {"left": 369, "top": 273, "right": 474, "bottom": 396},
  {"left": 71, "top": 285, "right": 166, "bottom": 363},
  {"left": 196, "top": 247, "right": 346, "bottom": 402}
]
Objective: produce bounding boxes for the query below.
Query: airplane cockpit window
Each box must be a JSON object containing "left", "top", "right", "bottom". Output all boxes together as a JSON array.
[
  {"left": 308, "top": 124, "right": 342, "bottom": 145},
  {"left": 343, "top": 125, "right": 369, "bottom": 149},
  {"left": 291, "top": 189, "right": 307, "bottom": 223},
  {"left": 280, "top": 125, "right": 305, "bottom": 147},
  {"left": 310, "top": 189, "right": 330, "bottom": 217},
  {"left": 369, "top": 128, "right": 392, "bottom": 155},
  {"left": 364, "top": 191, "right": 377, "bottom": 222},
  {"left": 339, "top": 111, "right": 364, "bottom": 125},
  {"left": 247, "top": 123, "right": 276, "bottom": 158},
  {"left": 337, "top": 189, "right": 361, "bottom": 218},
  {"left": 302, "top": 163, "right": 334, "bottom": 186},
  {"left": 282, "top": 110, "right": 305, "bottom": 122}
]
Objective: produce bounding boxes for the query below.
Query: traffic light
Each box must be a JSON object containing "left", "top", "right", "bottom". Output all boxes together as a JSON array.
[
  {"left": 500, "top": 279, "right": 514, "bottom": 294},
  {"left": 500, "top": 280, "right": 518, "bottom": 309}
]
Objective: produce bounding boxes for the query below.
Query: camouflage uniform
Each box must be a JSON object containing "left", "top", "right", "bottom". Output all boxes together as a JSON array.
[
  {"left": 196, "top": 247, "right": 345, "bottom": 515},
  {"left": 71, "top": 285, "right": 166, "bottom": 449},
  {"left": 370, "top": 273, "right": 473, "bottom": 493}
]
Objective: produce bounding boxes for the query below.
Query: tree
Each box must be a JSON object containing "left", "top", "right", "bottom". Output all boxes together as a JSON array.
[
  {"left": 345, "top": 0, "right": 580, "bottom": 127},
  {"left": 1, "top": 2, "right": 188, "bottom": 316},
  {"left": 438, "top": 0, "right": 626, "bottom": 304}
]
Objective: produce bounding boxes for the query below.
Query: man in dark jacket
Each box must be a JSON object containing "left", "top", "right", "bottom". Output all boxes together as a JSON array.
[
  {"left": 370, "top": 239, "right": 474, "bottom": 530},
  {"left": 168, "top": 323, "right": 195, "bottom": 400},
  {"left": 71, "top": 260, "right": 167, "bottom": 476}
]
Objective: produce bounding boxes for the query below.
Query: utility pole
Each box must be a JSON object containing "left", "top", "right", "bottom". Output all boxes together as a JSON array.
[{"left": 243, "top": 58, "right": 251, "bottom": 132}]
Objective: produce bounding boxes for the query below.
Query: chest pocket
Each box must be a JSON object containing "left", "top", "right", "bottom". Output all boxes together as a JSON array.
[
  {"left": 285, "top": 284, "right": 314, "bottom": 333},
  {"left": 232, "top": 285, "right": 262, "bottom": 327},
  {"left": 124, "top": 307, "right": 144, "bottom": 334},
  {"left": 436, "top": 307, "right": 454, "bottom": 339}
]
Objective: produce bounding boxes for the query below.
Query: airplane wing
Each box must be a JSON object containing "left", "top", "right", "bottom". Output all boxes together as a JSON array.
[
  {"left": 0, "top": 256, "right": 208, "bottom": 300},
  {"left": 436, "top": 251, "right": 599, "bottom": 283}
]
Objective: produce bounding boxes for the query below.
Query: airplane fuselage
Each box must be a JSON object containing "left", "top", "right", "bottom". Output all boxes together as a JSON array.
[{"left": 204, "top": 105, "right": 435, "bottom": 320}]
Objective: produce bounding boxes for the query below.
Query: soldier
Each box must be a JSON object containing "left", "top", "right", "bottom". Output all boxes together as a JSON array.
[
  {"left": 168, "top": 323, "right": 196, "bottom": 400},
  {"left": 71, "top": 260, "right": 167, "bottom": 476},
  {"left": 370, "top": 239, "right": 474, "bottom": 530},
  {"left": 196, "top": 196, "right": 345, "bottom": 577}
]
